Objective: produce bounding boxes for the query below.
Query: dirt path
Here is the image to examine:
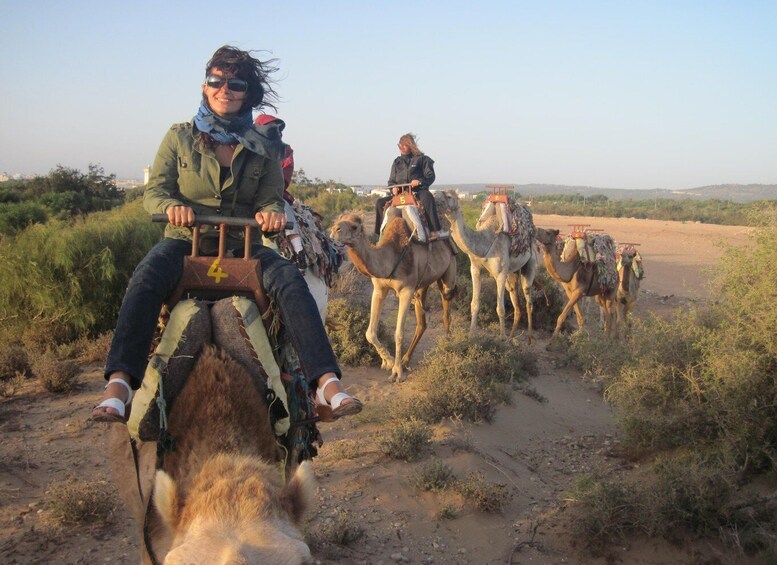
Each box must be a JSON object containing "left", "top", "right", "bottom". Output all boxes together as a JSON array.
[{"left": 0, "top": 216, "right": 757, "bottom": 564}]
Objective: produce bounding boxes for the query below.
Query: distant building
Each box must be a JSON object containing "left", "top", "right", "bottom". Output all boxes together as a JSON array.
[{"left": 143, "top": 166, "right": 151, "bottom": 185}]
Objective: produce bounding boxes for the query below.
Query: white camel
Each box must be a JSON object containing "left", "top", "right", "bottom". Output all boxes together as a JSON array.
[{"left": 440, "top": 190, "right": 537, "bottom": 341}]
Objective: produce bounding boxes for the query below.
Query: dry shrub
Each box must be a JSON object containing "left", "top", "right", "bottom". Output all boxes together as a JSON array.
[
  {"left": 392, "top": 330, "right": 537, "bottom": 424},
  {"left": 45, "top": 479, "right": 115, "bottom": 525},
  {"left": 378, "top": 418, "right": 431, "bottom": 461},
  {"left": 33, "top": 349, "right": 80, "bottom": 393},
  {"left": 567, "top": 453, "right": 737, "bottom": 550},
  {"left": 76, "top": 331, "right": 112, "bottom": 364},
  {"left": 455, "top": 472, "right": 511, "bottom": 513},
  {"left": 311, "top": 508, "right": 364, "bottom": 546},
  {"left": 412, "top": 459, "right": 456, "bottom": 492},
  {"left": 324, "top": 439, "right": 361, "bottom": 460},
  {"left": 0, "top": 372, "right": 26, "bottom": 397},
  {"left": 326, "top": 298, "right": 384, "bottom": 366},
  {"left": 0, "top": 341, "right": 30, "bottom": 380},
  {"left": 328, "top": 262, "right": 371, "bottom": 306}
]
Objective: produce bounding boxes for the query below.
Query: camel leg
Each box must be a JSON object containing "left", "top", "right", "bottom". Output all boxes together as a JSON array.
[
  {"left": 392, "top": 288, "right": 414, "bottom": 382},
  {"left": 403, "top": 288, "right": 427, "bottom": 367},
  {"left": 520, "top": 253, "right": 537, "bottom": 344},
  {"left": 437, "top": 259, "right": 456, "bottom": 334},
  {"left": 554, "top": 287, "right": 585, "bottom": 339},
  {"left": 506, "top": 273, "right": 521, "bottom": 340},
  {"left": 495, "top": 272, "right": 508, "bottom": 338},
  {"left": 469, "top": 264, "right": 482, "bottom": 336},
  {"left": 596, "top": 296, "right": 614, "bottom": 336},
  {"left": 366, "top": 285, "right": 394, "bottom": 371}
]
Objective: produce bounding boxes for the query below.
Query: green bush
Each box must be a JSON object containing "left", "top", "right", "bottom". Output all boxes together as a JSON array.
[
  {"left": 0, "top": 200, "right": 163, "bottom": 344},
  {"left": 566, "top": 209, "right": 777, "bottom": 554},
  {"left": 326, "top": 298, "right": 385, "bottom": 366}
]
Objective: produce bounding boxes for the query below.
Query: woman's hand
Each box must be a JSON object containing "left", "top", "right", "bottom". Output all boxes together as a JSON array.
[
  {"left": 255, "top": 210, "right": 287, "bottom": 233},
  {"left": 167, "top": 205, "right": 196, "bottom": 226},
  {"left": 410, "top": 179, "right": 421, "bottom": 188}
]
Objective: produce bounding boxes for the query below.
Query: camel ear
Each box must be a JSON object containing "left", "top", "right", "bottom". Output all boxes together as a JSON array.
[
  {"left": 282, "top": 461, "right": 317, "bottom": 524},
  {"left": 153, "top": 470, "right": 180, "bottom": 531}
]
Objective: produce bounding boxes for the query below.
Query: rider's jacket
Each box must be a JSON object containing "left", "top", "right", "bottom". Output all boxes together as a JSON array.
[
  {"left": 144, "top": 121, "right": 285, "bottom": 246},
  {"left": 387, "top": 154, "right": 436, "bottom": 191}
]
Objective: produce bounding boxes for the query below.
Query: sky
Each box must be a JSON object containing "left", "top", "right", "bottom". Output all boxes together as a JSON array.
[{"left": 1, "top": 0, "right": 775, "bottom": 190}]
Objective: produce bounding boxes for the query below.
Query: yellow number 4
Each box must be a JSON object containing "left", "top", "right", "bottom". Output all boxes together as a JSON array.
[{"left": 207, "top": 258, "right": 229, "bottom": 283}]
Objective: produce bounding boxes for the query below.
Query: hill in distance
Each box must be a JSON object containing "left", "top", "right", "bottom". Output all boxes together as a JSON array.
[{"left": 440, "top": 183, "right": 777, "bottom": 203}]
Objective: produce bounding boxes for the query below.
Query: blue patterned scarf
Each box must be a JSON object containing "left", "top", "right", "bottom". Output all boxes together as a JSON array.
[{"left": 194, "top": 101, "right": 285, "bottom": 160}]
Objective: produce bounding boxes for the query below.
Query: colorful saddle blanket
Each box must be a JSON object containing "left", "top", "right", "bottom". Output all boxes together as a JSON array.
[{"left": 476, "top": 199, "right": 536, "bottom": 256}]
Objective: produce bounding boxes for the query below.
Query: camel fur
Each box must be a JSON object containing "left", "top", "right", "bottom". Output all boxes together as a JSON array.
[
  {"left": 615, "top": 248, "right": 641, "bottom": 337},
  {"left": 331, "top": 213, "right": 457, "bottom": 382},
  {"left": 110, "top": 346, "right": 315, "bottom": 564},
  {"left": 535, "top": 228, "right": 617, "bottom": 339},
  {"left": 441, "top": 190, "right": 537, "bottom": 341}
]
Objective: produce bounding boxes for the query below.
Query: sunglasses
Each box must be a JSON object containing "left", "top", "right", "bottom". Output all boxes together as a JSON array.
[{"left": 204, "top": 75, "right": 249, "bottom": 92}]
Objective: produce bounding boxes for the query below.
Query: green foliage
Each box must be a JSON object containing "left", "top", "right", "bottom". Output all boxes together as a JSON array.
[
  {"left": 0, "top": 165, "right": 124, "bottom": 235},
  {"left": 528, "top": 193, "right": 769, "bottom": 226},
  {"left": 0, "top": 200, "right": 163, "bottom": 343},
  {"left": 0, "top": 201, "right": 49, "bottom": 235},
  {"left": 326, "top": 298, "right": 384, "bottom": 366},
  {"left": 565, "top": 208, "right": 777, "bottom": 553}
]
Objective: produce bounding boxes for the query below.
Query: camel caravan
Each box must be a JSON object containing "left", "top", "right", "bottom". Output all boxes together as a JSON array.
[{"left": 99, "top": 184, "right": 645, "bottom": 564}]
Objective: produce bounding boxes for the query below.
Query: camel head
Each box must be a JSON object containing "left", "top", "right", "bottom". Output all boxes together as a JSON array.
[
  {"left": 154, "top": 456, "right": 316, "bottom": 565},
  {"left": 330, "top": 213, "right": 366, "bottom": 247},
  {"left": 535, "top": 227, "right": 560, "bottom": 249},
  {"left": 618, "top": 248, "right": 637, "bottom": 266},
  {"left": 441, "top": 190, "right": 461, "bottom": 216}
]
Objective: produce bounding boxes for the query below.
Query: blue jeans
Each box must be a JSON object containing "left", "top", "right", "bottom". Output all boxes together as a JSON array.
[{"left": 105, "top": 238, "right": 340, "bottom": 389}]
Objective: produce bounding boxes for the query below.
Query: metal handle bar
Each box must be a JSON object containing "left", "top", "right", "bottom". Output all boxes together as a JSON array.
[{"left": 151, "top": 214, "right": 291, "bottom": 232}]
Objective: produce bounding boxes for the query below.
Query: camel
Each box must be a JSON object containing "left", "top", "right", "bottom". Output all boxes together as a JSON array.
[
  {"left": 331, "top": 213, "right": 457, "bottom": 382},
  {"left": 440, "top": 190, "right": 537, "bottom": 341},
  {"left": 109, "top": 346, "right": 315, "bottom": 564},
  {"left": 535, "top": 228, "right": 617, "bottom": 339},
  {"left": 615, "top": 247, "right": 642, "bottom": 336}
]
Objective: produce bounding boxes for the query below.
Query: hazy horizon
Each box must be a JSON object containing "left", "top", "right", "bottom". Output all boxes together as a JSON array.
[{"left": 2, "top": 1, "right": 775, "bottom": 190}]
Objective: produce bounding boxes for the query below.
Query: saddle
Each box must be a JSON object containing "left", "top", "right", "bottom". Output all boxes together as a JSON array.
[
  {"left": 476, "top": 187, "right": 536, "bottom": 256},
  {"left": 380, "top": 187, "right": 431, "bottom": 243}
]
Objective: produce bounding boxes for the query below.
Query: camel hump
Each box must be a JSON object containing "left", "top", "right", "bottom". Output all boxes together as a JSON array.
[{"left": 128, "top": 297, "right": 290, "bottom": 442}]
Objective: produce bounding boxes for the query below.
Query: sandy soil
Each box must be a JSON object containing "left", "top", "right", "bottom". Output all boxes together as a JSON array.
[{"left": 0, "top": 216, "right": 759, "bottom": 564}]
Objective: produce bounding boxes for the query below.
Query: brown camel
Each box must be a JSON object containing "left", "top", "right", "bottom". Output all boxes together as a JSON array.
[
  {"left": 615, "top": 247, "right": 642, "bottom": 336},
  {"left": 109, "top": 346, "right": 315, "bottom": 564},
  {"left": 331, "top": 213, "right": 457, "bottom": 382},
  {"left": 441, "top": 190, "right": 537, "bottom": 341},
  {"left": 535, "top": 228, "right": 617, "bottom": 339}
]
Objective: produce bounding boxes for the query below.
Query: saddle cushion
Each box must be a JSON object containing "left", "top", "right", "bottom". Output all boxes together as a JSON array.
[{"left": 128, "top": 297, "right": 290, "bottom": 442}]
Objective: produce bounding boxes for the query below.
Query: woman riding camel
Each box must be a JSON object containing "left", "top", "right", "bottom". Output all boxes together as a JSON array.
[
  {"left": 374, "top": 133, "right": 446, "bottom": 240},
  {"left": 92, "top": 45, "right": 361, "bottom": 423}
]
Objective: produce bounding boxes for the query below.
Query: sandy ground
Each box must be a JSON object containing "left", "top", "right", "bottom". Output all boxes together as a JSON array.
[{"left": 0, "top": 216, "right": 759, "bottom": 564}]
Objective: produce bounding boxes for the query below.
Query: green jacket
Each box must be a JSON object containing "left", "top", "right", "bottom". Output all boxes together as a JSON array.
[{"left": 143, "top": 121, "right": 285, "bottom": 246}]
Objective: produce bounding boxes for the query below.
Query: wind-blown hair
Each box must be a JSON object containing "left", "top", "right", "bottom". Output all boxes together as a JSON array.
[
  {"left": 399, "top": 133, "right": 423, "bottom": 156},
  {"left": 205, "top": 45, "right": 279, "bottom": 112}
]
